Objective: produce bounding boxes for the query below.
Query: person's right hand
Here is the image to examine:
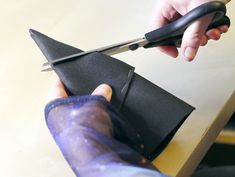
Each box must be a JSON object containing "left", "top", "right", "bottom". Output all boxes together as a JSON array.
[{"left": 150, "top": 0, "right": 230, "bottom": 61}]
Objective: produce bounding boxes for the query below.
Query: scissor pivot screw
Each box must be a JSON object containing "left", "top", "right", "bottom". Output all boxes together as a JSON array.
[{"left": 129, "top": 44, "right": 139, "bottom": 51}]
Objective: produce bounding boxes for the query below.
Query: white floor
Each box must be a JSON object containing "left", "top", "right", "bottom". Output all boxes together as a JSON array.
[{"left": 0, "top": 1, "right": 234, "bottom": 177}]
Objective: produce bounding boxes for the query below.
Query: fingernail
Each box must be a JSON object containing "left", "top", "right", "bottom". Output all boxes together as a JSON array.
[
  {"left": 184, "top": 47, "right": 197, "bottom": 61},
  {"left": 92, "top": 84, "right": 112, "bottom": 101}
]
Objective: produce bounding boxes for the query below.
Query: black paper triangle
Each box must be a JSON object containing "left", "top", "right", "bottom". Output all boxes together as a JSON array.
[{"left": 30, "top": 29, "right": 194, "bottom": 160}]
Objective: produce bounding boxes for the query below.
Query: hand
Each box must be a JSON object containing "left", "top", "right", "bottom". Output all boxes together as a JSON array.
[
  {"left": 46, "top": 78, "right": 160, "bottom": 177},
  {"left": 47, "top": 78, "right": 112, "bottom": 102},
  {"left": 150, "top": 0, "right": 229, "bottom": 61}
]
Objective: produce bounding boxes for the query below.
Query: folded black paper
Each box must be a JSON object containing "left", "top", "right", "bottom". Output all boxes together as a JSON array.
[{"left": 30, "top": 29, "right": 194, "bottom": 160}]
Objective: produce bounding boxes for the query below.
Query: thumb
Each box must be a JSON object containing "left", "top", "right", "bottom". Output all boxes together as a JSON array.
[
  {"left": 47, "top": 78, "right": 68, "bottom": 102},
  {"left": 91, "top": 84, "right": 112, "bottom": 102},
  {"left": 181, "top": 14, "right": 213, "bottom": 61}
]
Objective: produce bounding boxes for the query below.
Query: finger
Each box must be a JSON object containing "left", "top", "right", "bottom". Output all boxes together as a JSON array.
[
  {"left": 205, "top": 24, "right": 229, "bottom": 40},
  {"left": 218, "top": 25, "right": 229, "bottom": 33},
  {"left": 158, "top": 46, "right": 179, "bottom": 58},
  {"left": 206, "top": 28, "right": 221, "bottom": 40},
  {"left": 200, "top": 35, "right": 208, "bottom": 46},
  {"left": 91, "top": 84, "right": 112, "bottom": 102},
  {"left": 47, "top": 78, "right": 68, "bottom": 102},
  {"left": 150, "top": 2, "right": 180, "bottom": 58},
  {"left": 149, "top": 2, "right": 173, "bottom": 30},
  {"left": 206, "top": 24, "right": 229, "bottom": 40},
  {"left": 181, "top": 14, "right": 213, "bottom": 61}
]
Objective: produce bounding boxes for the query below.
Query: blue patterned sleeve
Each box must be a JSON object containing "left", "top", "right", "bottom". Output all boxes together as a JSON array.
[{"left": 45, "top": 95, "right": 169, "bottom": 177}]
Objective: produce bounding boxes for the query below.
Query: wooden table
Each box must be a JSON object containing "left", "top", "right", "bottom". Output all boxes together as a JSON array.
[{"left": 0, "top": 0, "right": 234, "bottom": 177}]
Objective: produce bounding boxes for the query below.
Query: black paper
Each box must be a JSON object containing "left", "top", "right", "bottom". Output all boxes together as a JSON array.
[{"left": 30, "top": 29, "right": 194, "bottom": 160}]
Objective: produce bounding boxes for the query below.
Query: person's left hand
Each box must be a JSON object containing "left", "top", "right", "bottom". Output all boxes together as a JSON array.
[{"left": 47, "top": 78, "right": 112, "bottom": 102}]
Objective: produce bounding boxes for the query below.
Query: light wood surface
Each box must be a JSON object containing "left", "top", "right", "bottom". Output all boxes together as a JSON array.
[
  {"left": 216, "top": 130, "right": 235, "bottom": 145},
  {"left": 0, "top": 1, "right": 234, "bottom": 177}
]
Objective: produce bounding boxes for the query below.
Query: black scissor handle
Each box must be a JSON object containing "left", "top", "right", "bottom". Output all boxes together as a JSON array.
[{"left": 144, "top": 1, "right": 230, "bottom": 48}]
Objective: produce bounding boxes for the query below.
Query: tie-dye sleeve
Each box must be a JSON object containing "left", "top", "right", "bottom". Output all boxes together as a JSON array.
[{"left": 45, "top": 95, "right": 169, "bottom": 177}]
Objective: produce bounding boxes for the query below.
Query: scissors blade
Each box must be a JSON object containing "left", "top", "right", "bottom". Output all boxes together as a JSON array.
[
  {"left": 102, "top": 37, "right": 149, "bottom": 55},
  {"left": 42, "top": 37, "right": 147, "bottom": 68}
]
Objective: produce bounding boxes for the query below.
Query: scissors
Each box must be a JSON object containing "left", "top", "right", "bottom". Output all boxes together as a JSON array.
[{"left": 42, "top": 1, "right": 230, "bottom": 72}]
